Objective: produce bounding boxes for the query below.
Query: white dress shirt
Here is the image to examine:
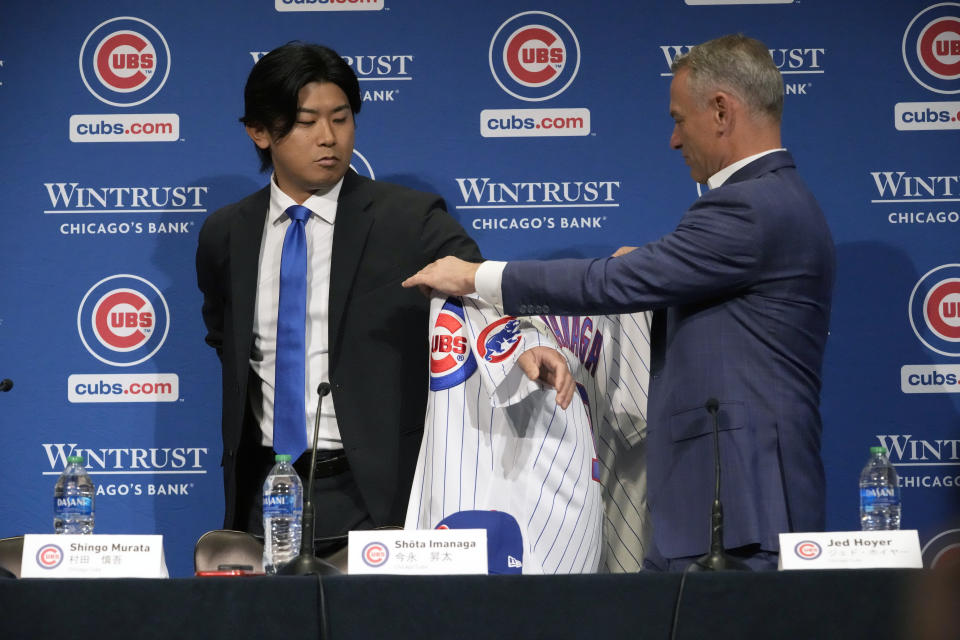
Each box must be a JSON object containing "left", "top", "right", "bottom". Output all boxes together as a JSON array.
[
  {"left": 249, "top": 175, "right": 344, "bottom": 450},
  {"left": 474, "top": 149, "right": 787, "bottom": 306}
]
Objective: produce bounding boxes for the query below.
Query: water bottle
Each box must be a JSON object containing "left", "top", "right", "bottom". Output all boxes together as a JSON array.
[
  {"left": 262, "top": 454, "right": 303, "bottom": 575},
  {"left": 54, "top": 455, "right": 96, "bottom": 534},
  {"left": 859, "top": 446, "right": 901, "bottom": 531}
]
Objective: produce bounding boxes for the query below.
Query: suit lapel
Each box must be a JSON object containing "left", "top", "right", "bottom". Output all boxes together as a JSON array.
[
  {"left": 230, "top": 186, "right": 270, "bottom": 387},
  {"left": 329, "top": 170, "right": 374, "bottom": 363}
]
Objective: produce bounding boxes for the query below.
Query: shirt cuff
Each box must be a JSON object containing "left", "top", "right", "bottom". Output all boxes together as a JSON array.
[{"left": 475, "top": 260, "right": 507, "bottom": 312}]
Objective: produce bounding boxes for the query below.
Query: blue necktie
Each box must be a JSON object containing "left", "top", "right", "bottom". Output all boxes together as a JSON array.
[{"left": 273, "top": 204, "right": 311, "bottom": 459}]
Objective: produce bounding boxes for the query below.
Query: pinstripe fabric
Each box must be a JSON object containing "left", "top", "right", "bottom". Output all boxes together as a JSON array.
[{"left": 405, "top": 295, "right": 651, "bottom": 573}]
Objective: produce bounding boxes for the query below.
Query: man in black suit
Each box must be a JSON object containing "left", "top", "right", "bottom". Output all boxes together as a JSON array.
[{"left": 195, "top": 42, "right": 486, "bottom": 543}]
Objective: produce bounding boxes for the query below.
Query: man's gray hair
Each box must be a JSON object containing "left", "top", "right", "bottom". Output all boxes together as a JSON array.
[{"left": 671, "top": 34, "right": 783, "bottom": 123}]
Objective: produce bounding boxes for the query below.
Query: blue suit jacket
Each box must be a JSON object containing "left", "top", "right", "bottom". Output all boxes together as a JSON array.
[{"left": 501, "top": 151, "right": 835, "bottom": 558}]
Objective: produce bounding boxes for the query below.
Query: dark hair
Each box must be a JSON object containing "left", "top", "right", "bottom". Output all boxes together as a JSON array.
[{"left": 240, "top": 42, "right": 362, "bottom": 172}]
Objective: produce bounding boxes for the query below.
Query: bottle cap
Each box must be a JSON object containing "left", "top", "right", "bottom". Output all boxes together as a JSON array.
[
  {"left": 869, "top": 446, "right": 886, "bottom": 455},
  {"left": 275, "top": 454, "right": 292, "bottom": 462},
  {"left": 67, "top": 455, "right": 84, "bottom": 464}
]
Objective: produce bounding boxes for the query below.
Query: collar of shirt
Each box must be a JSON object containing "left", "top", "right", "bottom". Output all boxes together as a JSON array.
[
  {"left": 706, "top": 148, "right": 786, "bottom": 190},
  {"left": 268, "top": 174, "right": 343, "bottom": 225}
]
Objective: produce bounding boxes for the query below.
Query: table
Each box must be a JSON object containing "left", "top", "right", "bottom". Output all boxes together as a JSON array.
[{"left": 0, "top": 569, "right": 924, "bottom": 639}]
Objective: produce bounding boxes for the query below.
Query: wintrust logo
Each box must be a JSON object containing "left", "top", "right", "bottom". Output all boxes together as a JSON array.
[
  {"left": 454, "top": 177, "right": 620, "bottom": 232},
  {"left": 249, "top": 52, "right": 411, "bottom": 103},
  {"left": 659, "top": 44, "right": 823, "bottom": 96},
  {"left": 876, "top": 434, "right": 960, "bottom": 490},
  {"left": 870, "top": 171, "right": 960, "bottom": 225},
  {"left": 42, "top": 443, "right": 207, "bottom": 497}
]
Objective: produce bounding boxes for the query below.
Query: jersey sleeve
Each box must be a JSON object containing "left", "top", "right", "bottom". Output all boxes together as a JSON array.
[
  {"left": 459, "top": 295, "right": 563, "bottom": 409},
  {"left": 601, "top": 311, "right": 652, "bottom": 448}
]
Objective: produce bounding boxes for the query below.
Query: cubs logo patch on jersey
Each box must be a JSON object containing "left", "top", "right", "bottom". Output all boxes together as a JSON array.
[
  {"left": 430, "top": 297, "right": 478, "bottom": 391},
  {"left": 476, "top": 316, "right": 522, "bottom": 363}
]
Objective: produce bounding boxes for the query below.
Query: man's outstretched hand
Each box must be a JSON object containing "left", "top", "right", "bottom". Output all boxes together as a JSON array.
[
  {"left": 517, "top": 346, "right": 574, "bottom": 410},
  {"left": 402, "top": 256, "right": 481, "bottom": 296}
]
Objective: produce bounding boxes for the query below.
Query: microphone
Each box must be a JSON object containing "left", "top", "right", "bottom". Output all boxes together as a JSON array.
[
  {"left": 687, "top": 397, "right": 750, "bottom": 572},
  {"left": 279, "top": 382, "right": 341, "bottom": 576},
  {"left": 0, "top": 379, "right": 13, "bottom": 392}
]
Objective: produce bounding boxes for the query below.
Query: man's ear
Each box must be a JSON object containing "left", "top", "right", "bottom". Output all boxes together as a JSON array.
[
  {"left": 712, "top": 92, "right": 733, "bottom": 132},
  {"left": 245, "top": 124, "right": 272, "bottom": 150}
]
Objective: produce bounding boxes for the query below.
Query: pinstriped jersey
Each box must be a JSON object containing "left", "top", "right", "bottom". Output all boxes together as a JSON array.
[{"left": 405, "top": 295, "right": 651, "bottom": 573}]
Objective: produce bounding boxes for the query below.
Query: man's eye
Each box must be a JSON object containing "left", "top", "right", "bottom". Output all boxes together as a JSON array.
[{"left": 296, "top": 120, "right": 315, "bottom": 126}]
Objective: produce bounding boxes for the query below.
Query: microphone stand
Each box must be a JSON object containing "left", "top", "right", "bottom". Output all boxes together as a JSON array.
[
  {"left": 279, "top": 382, "right": 341, "bottom": 576},
  {"left": 687, "top": 398, "right": 750, "bottom": 572}
]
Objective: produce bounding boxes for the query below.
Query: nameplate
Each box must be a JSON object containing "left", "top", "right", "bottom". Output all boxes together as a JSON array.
[
  {"left": 21, "top": 534, "right": 168, "bottom": 578},
  {"left": 348, "top": 529, "right": 487, "bottom": 575},
  {"left": 778, "top": 530, "right": 923, "bottom": 570}
]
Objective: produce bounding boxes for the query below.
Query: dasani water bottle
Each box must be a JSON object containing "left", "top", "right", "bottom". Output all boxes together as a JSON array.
[
  {"left": 54, "top": 455, "right": 95, "bottom": 534},
  {"left": 859, "top": 445, "right": 901, "bottom": 531},
  {"left": 262, "top": 454, "right": 303, "bottom": 574}
]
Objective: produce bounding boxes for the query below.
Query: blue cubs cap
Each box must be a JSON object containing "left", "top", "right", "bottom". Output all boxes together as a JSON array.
[{"left": 435, "top": 510, "right": 523, "bottom": 574}]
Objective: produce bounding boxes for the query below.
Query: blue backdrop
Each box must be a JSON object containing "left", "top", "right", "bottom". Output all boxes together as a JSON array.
[{"left": 1, "top": 0, "right": 958, "bottom": 577}]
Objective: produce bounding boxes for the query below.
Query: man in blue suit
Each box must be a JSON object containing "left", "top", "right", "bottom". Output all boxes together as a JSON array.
[{"left": 403, "top": 34, "right": 835, "bottom": 570}]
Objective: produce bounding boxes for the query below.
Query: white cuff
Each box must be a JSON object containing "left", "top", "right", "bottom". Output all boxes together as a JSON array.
[{"left": 474, "top": 260, "right": 507, "bottom": 313}]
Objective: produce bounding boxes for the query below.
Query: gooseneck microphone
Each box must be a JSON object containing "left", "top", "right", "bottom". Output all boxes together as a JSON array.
[
  {"left": 0, "top": 379, "right": 13, "bottom": 392},
  {"left": 687, "top": 397, "right": 750, "bottom": 572},
  {"left": 279, "top": 382, "right": 341, "bottom": 576}
]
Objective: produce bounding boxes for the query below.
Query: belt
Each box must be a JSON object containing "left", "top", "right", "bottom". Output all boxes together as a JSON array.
[{"left": 293, "top": 449, "right": 349, "bottom": 479}]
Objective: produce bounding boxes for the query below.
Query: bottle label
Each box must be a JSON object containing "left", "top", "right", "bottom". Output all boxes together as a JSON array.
[
  {"left": 54, "top": 496, "right": 93, "bottom": 515},
  {"left": 262, "top": 494, "right": 300, "bottom": 517},
  {"left": 860, "top": 487, "right": 898, "bottom": 509}
]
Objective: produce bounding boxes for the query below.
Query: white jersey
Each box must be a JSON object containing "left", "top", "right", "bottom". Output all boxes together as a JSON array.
[{"left": 405, "top": 295, "right": 651, "bottom": 573}]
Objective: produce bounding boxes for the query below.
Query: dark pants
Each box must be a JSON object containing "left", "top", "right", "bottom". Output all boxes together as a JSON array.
[
  {"left": 239, "top": 447, "right": 375, "bottom": 556},
  {"left": 643, "top": 539, "right": 779, "bottom": 572}
]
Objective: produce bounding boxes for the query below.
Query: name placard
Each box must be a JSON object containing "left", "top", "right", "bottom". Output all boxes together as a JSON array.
[
  {"left": 21, "top": 534, "right": 168, "bottom": 578},
  {"left": 348, "top": 529, "right": 487, "bottom": 575},
  {"left": 778, "top": 530, "right": 923, "bottom": 570}
]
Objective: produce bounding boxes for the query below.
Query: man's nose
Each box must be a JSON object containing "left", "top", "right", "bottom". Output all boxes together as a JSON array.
[
  {"left": 669, "top": 127, "right": 681, "bottom": 150},
  {"left": 315, "top": 121, "right": 335, "bottom": 145}
]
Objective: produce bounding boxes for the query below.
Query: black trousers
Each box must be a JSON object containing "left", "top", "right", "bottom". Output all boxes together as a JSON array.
[{"left": 238, "top": 446, "right": 375, "bottom": 555}]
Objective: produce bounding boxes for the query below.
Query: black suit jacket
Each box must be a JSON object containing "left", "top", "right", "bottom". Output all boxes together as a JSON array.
[{"left": 196, "top": 170, "right": 481, "bottom": 529}]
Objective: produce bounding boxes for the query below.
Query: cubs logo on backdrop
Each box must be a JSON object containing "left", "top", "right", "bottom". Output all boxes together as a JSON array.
[
  {"left": 350, "top": 149, "right": 375, "bottom": 180},
  {"left": 482, "top": 12, "right": 589, "bottom": 137},
  {"left": 489, "top": 11, "right": 580, "bottom": 102},
  {"left": 903, "top": 3, "right": 960, "bottom": 95},
  {"left": 77, "top": 275, "right": 170, "bottom": 367},
  {"left": 430, "top": 298, "right": 478, "bottom": 391},
  {"left": 909, "top": 264, "right": 960, "bottom": 357},
  {"left": 921, "top": 528, "right": 960, "bottom": 568},
  {"left": 79, "top": 17, "right": 171, "bottom": 107}
]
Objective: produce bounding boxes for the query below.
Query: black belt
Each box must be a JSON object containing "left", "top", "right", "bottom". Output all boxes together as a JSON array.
[{"left": 292, "top": 449, "right": 349, "bottom": 479}]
